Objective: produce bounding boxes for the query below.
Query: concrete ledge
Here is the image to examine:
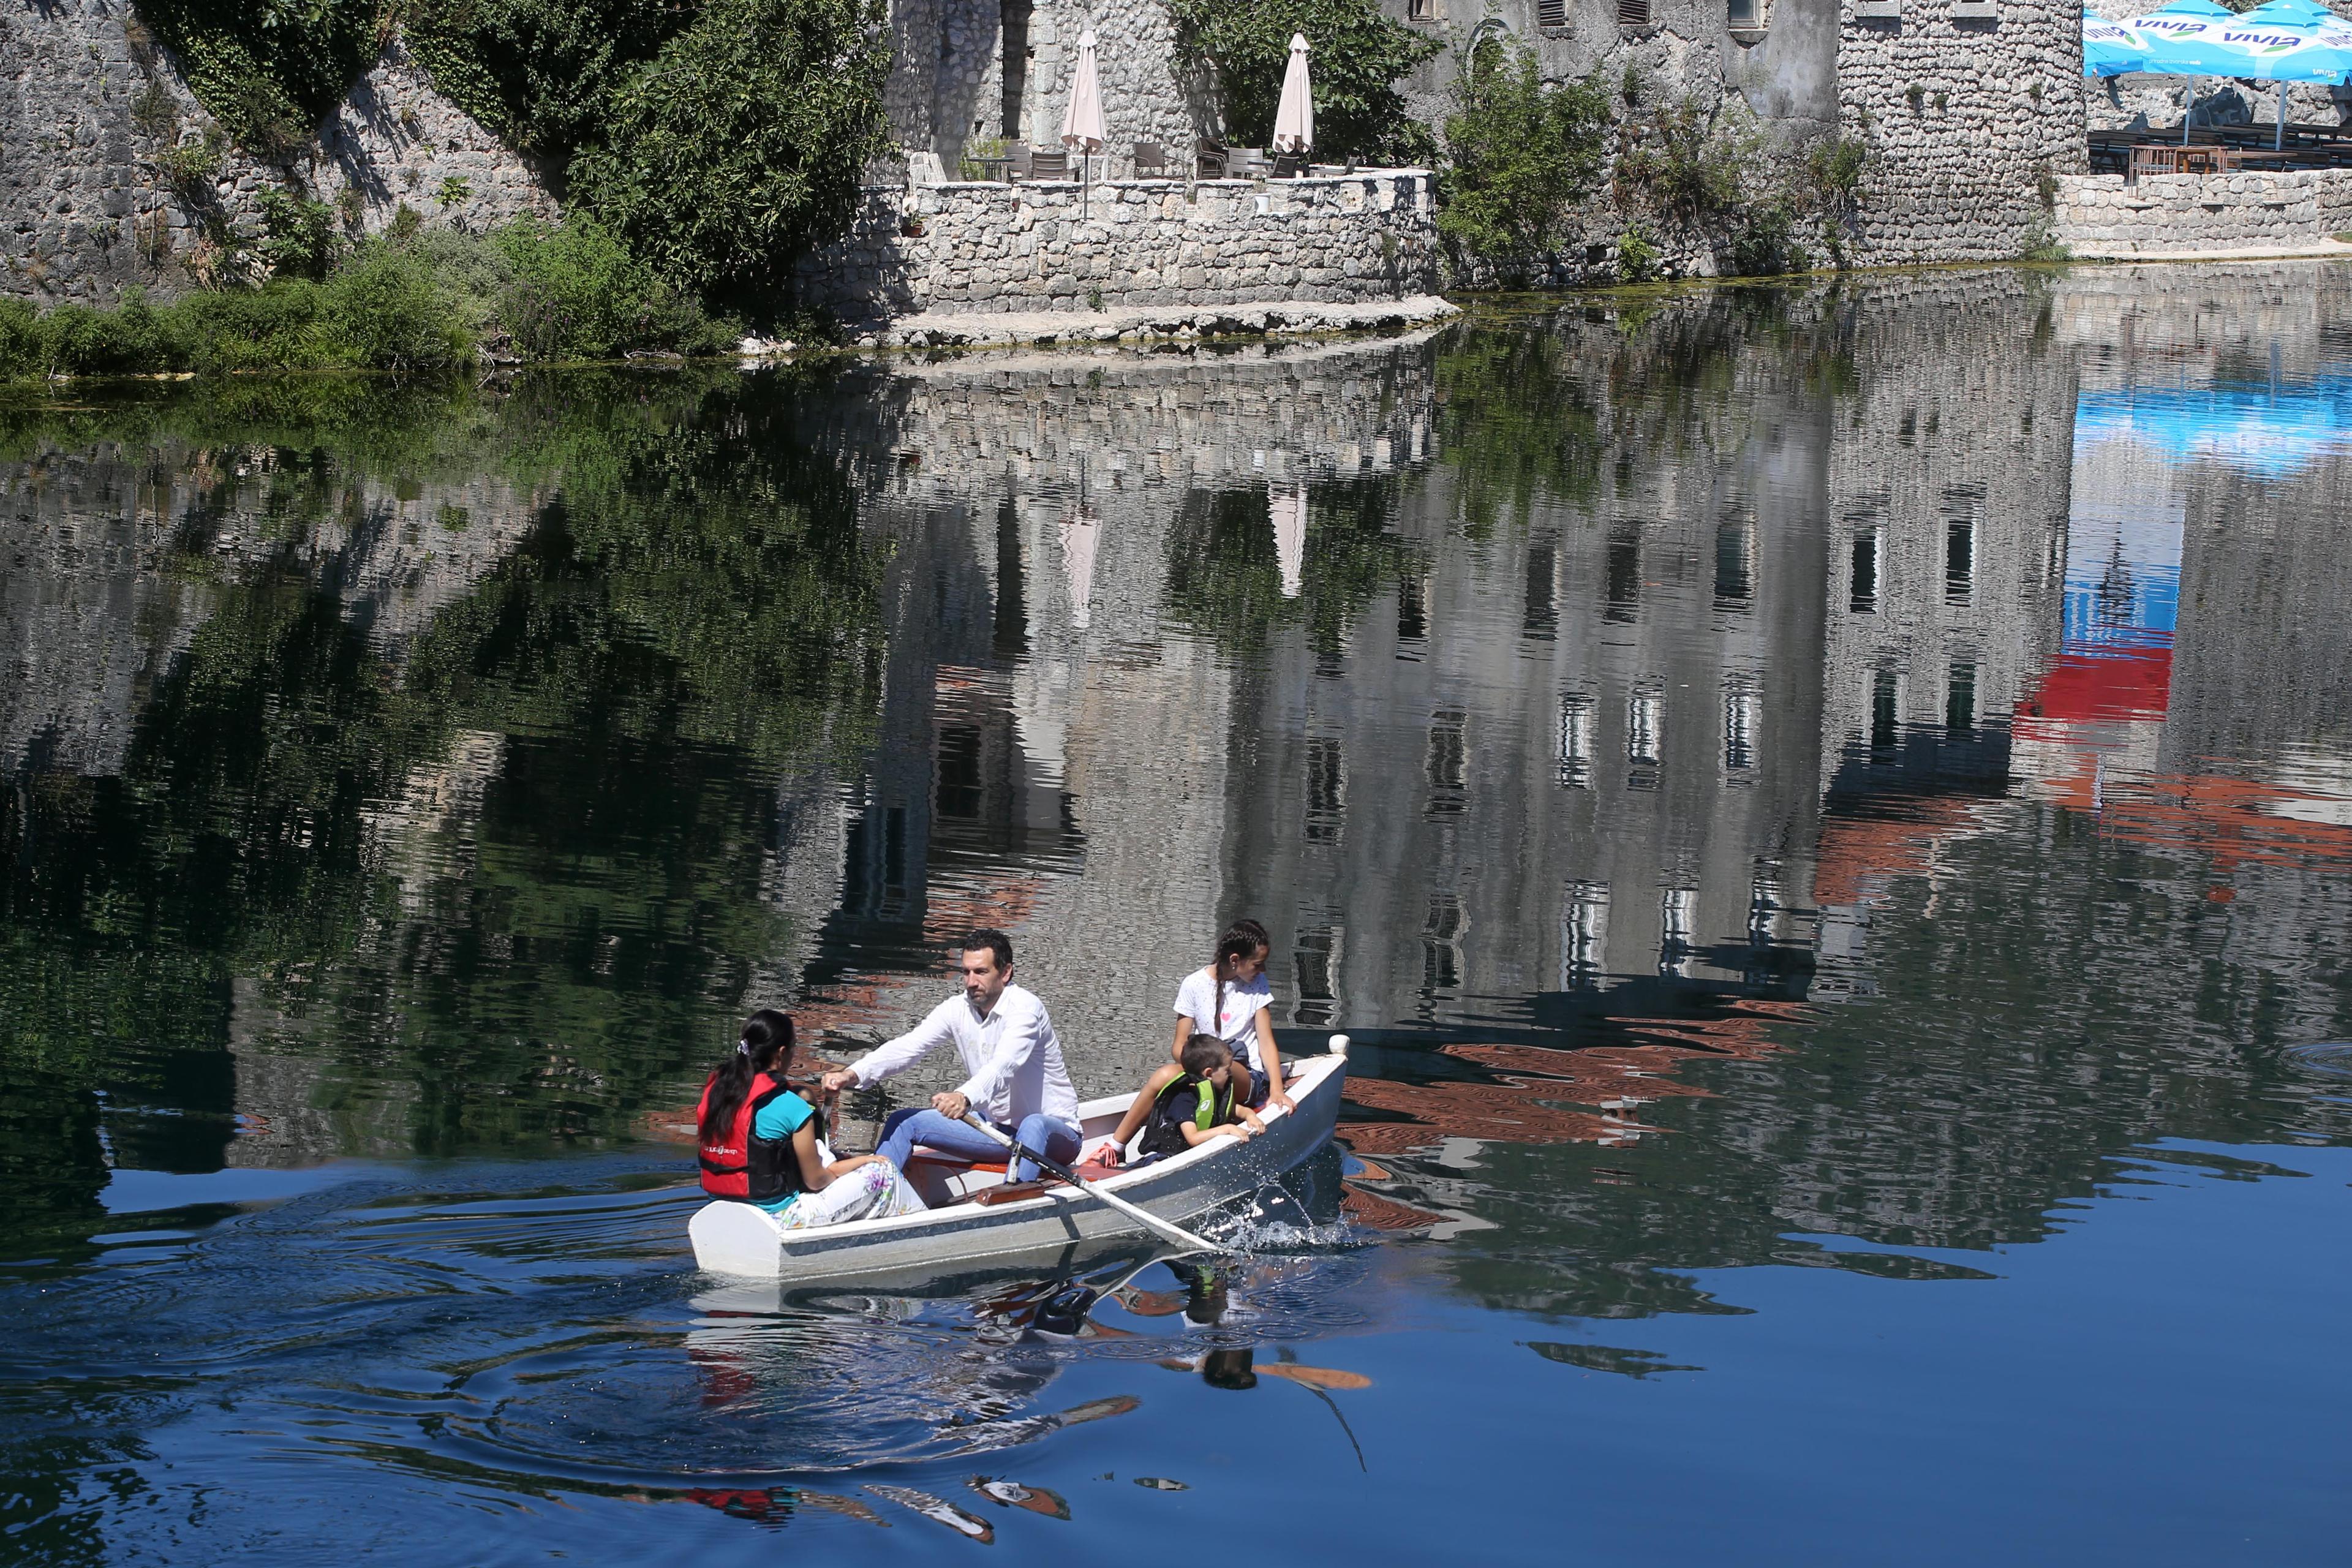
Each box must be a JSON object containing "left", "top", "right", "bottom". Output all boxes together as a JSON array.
[{"left": 827, "top": 293, "right": 1462, "bottom": 350}]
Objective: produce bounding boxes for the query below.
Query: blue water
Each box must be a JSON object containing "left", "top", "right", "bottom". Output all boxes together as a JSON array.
[{"left": 6, "top": 266, "right": 2352, "bottom": 1563}]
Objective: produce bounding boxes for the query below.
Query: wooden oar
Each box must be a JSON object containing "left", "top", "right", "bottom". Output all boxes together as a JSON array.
[{"left": 959, "top": 1113, "right": 1228, "bottom": 1256}]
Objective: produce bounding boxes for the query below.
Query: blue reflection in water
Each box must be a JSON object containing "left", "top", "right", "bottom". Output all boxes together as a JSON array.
[{"left": 2074, "top": 368, "right": 2352, "bottom": 479}]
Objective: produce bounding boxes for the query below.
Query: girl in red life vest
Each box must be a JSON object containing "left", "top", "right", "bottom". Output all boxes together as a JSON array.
[{"left": 697, "top": 1009, "right": 926, "bottom": 1228}]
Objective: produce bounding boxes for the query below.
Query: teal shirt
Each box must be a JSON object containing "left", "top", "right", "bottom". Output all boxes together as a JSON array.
[{"left": 750, "top": 1091, "right": 815, "bottom": 1213}]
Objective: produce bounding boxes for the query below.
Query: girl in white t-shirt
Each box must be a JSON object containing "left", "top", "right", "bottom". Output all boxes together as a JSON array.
[
  {"left": 1098, "top": 920, "right": 1291, "bottom": 1162},
  {"left": 1169, "top": 919, "right": 1288, "bottom": 1112}
]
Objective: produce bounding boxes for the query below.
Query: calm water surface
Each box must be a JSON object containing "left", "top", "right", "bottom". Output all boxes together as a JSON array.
[{"left": 5, "top": 264, "right": 2351, "bottom": 1564}]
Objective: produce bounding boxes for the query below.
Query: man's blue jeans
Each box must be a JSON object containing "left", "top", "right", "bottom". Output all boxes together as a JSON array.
[{"left": 876, "top": 1108, "right": 1080, "bottom": 1184}]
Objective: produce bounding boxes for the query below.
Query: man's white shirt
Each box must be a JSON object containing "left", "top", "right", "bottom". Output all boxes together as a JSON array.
[{"left": 848, "top": 983, "right": 1080, "bottom": 1126}]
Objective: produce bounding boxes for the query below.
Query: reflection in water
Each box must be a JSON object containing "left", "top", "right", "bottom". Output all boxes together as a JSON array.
[{"left": 4, "top": 267, "right": 2352, "bottom": 1560}]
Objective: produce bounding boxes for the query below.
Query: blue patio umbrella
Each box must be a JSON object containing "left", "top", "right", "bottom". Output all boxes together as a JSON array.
[
  {"left": 2084, "top": 7, "right": 2153, "bottom": 75},
  {"left": 2132, "top": 0, "right": 2352, "bottom": 145}
]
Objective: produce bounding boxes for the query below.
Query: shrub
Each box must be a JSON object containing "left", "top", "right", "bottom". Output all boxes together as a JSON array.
[
  {"left": 256, "top": 188, "right": 342, "bottom": 280},
  {"left": 0, "top": 298, "right": 39, "bottom": 380},
  {"left": 1617, "top": 96, "right": 1754, "bottom": 236},
  {"left": 1437, "top": 42, "right": 1609, "bottom": 287},
  {"left": 2017, "top": 213, "right": 2072, "bottom": 263},
  {"left": 155, "top": 129, "right": 224, "bottom": 204},
  {"left": 173, "top": 283, "right": 333, "bottom": 372},
  {"left": 1724, "top": 200, "right": 1807, "bottom": 277},
  {"left": 566, "top": 0, "right": 892, "bottom": 300},
  {"left": 320, "top": 245, "right": 470, "bottom": 371},
  {"left": 131, "top": 78, "right": 179, "bottom": 140},
  {"left": 1169, "top": 0, "right": 1440, "bottom": 163},
  {"left": 1616, "top": 224, "right": 1661, "bottom": 283}
]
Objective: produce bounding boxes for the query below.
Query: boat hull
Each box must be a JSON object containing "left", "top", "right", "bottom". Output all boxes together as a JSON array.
[{"left": 688, "top": 1036, "right": 1350, "bottom": 1281}]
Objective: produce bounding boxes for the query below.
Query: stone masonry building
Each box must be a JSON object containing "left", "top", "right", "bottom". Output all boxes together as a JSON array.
[{"left": 4, "top": 0, "right": 2350, "bottom": 314}]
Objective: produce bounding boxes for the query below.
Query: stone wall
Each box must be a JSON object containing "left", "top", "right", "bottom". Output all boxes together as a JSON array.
[
  {"left": 1, "top": 2, "right": 552, "bottom": 305},
  {"left": 795, "top": 170, "right": 1441, "bottom": 323},
  {"left": 883, "top": 0, "right": 1205, "bottom": 179},
  {"left": 1836, "top": 0, "right": 2085, "bottom": 263},
  {"left": 2052, "top": 170, "right": 2352, "bottom": 257}
]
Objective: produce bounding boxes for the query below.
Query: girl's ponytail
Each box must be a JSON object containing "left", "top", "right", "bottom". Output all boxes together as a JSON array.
[{"left": 699, "top": 1008, "right": 795, "bottom": 1144}]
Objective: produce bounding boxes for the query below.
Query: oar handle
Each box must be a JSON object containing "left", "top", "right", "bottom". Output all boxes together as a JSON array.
[{"left": 959, "top": 1114, "right": 1226, "bottom": 1256}]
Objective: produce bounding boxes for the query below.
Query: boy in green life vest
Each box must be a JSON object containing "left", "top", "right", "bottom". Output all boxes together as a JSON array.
[{"left": 1104, "top": 1035, "right": 1265, "bottom": 1164}]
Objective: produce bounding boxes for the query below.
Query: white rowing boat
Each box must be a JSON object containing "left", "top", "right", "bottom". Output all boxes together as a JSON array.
[{"left": 689, "top": 1036, "right": 1351, "bottom": 1281}]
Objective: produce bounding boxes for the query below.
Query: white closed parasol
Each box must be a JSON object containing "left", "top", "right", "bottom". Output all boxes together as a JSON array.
[
  {"left": 1061, "top": 507, "right": 1100, "bottom": 629},
  {"left": 1270, "top": 483, "right": 1306, "bottom": 598},
  {"left": 1062, "top": 27, "right": 1107, "bottom": 206},
  {"left": 1272, "top": 32, "right": 1313, "bottom": 156}
]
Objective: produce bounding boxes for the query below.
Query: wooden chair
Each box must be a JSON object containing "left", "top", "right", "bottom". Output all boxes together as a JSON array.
[
  {"left": 1270, "top": 151, "right": 1306, "bottom": 179},
  {"left": 1133, "top": 140, "right": 1167, "bottom": 178},
  {"left": 1002, "top": 143, "right": 1032, "bottom": 182},
  {"left": 1196, "top": 139, "right": 1229, "bottom": 178},
  {"left": 1029, "top": 147, "right": 1069, "bottom": 180}
]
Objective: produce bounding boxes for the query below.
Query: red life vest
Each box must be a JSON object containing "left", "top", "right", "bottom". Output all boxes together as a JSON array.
[{"left": 696, "top": 1071, "right": 805, "bottom": 1202}]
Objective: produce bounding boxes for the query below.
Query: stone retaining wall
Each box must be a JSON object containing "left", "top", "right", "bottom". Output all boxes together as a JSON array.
[
  {"left": 2053, "top": 170, "right": 2352, "bottom": 256},
  {"left": 1, "top": 4, "right": 553, "bottom": 305},
  {"left": 794, "top": 172, "right": 1440, "bottom": 324}
]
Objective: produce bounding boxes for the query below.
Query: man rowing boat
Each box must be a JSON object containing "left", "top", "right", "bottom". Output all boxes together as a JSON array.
[{"left": 821, "top": 928, "right": 1082, "bottom": 1187}]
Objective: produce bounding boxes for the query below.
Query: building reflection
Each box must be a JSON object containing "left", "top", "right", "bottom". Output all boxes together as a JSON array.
[{"left": 8, "top": 268, "right": 2352, "bottom": 1274}]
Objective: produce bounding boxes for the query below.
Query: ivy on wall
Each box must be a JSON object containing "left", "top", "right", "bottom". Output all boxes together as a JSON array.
[{"left": 133, "top": 0, "right": 383, "bottom": 157}]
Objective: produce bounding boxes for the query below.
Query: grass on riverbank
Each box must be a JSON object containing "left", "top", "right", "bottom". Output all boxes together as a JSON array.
[{"left": 0, "top": 215, "right": 758, "bottom": 383}]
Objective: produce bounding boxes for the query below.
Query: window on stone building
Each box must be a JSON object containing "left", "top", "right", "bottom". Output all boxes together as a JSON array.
[
  {"left": 937, "top": 725, "right": 984, "bottom": 817},
  {"left": 1869, "top": 666, "right": 1902, "bottom": 757},
  {"left": 1294, "top": 920, "right": 1342, "bottom": 1025},
  {"left": 1627, "top": 687, "right": 1664, "bottom": 771},
  {"left": 1714, "top": 512, "right": 1755, "bottom": 609},
  {"left": 1411, "top": 0, "right": 1439, "bottom": 20},
  {"left": 1561, "top": 880, "right": 1610, "bottom": 990},
  {"left": 1525, "top": 538, "right": 1558, "bottom": 638},
  {"left": 1397, "top": 571, "right": 1430, "bottom": 650},
  {"left": 1538, "top": 0, "right": 1569, "bottom": 26},
  {"left": 1305, "top": 736, "right": 1345, "bottom": 843},
  {"left": 1945, "top": 518, "right": 1976, "bottom": 605},
  {"left": 1657, "top": 886, "right": 1697, "bottom": 976},
  {"left": 1849, "top": 530, "right": 1880, "bottom": 613},
  {"left": 1723, "top": 680, "right": 1760, "bottom": 775},
  {"left": 1619, "top": 0, "right": 1652, "bottom": 25},
  {"left": 1604, "top": 530, "right": 1641, "bottom": 623},
  {"left": 1947, "top": 660, "right": 1978, "bottom": 734},
  {"left": 1728, "top": 0, "right": 1760, "bottom": 24},
  {"left": 1423, "top": 892, "right": 1466, "bottom": 993},
  {"left": 1426, "top": 709, "right": 1468, "bottom": 816},
  {"left": 1558, "top": 690, "right": 1596, "bottom": 790}
]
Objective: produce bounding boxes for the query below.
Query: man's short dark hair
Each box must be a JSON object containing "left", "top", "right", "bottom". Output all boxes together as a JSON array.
[{"left": 962, "top": 928, "right": 1014, "bottom": 970}]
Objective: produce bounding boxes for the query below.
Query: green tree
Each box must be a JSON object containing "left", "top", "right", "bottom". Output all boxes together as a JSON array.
[
  {"left": 565, "top": 0, "right": 892, "bottom": 301},
  {"left": 404, "top": 0, "right": 684, "bottom": 164},
  {"left": 1436, "top": 42, "right": 1610, "bottom": 287},
  {"left": 1170, "top": 0, "right": 1440, "bottom": 162}
]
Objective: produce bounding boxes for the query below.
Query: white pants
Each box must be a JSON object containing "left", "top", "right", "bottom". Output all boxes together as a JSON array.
[{"left": 777, "top": 1160, "right": 925, "bottom": 1229}]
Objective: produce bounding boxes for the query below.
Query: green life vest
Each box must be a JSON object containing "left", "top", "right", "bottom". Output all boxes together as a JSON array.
[{"left": 1153, "top": 1071, "right": 1232, "bottom": 1131}]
